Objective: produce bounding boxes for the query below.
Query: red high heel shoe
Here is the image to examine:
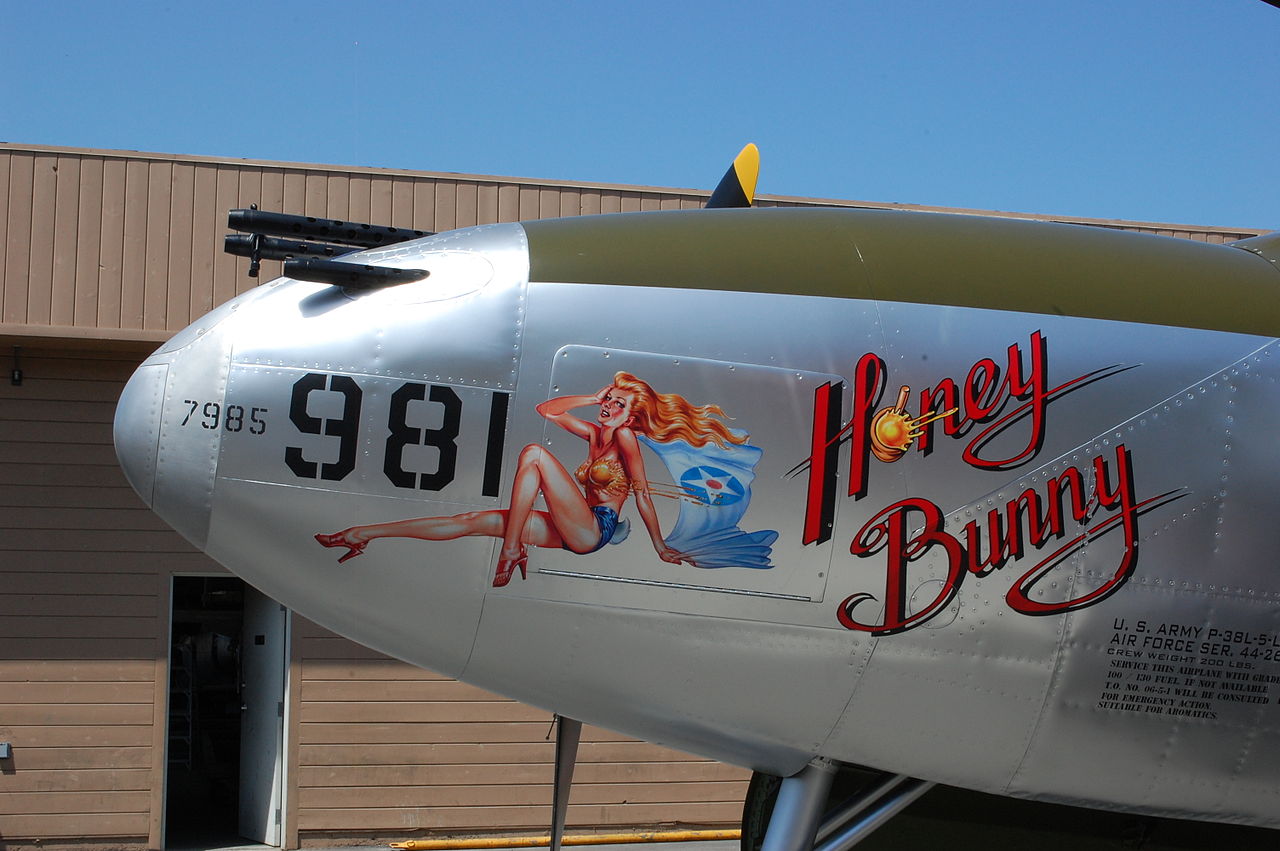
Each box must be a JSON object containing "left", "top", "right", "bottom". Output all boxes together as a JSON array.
[
  {"left": 493, "top": 550, "right": 528, "bottom": 587},
  {"left": 315, "top": 532, "right": 366, "bottom": 563}
]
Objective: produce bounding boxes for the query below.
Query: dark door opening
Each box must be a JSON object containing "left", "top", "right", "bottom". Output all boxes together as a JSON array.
[
  {"left": 166, "top": 576, "right": 246, "bottom": 847},
  {"left": 165, "top": 576, "right": 286, "bottom": 848}
]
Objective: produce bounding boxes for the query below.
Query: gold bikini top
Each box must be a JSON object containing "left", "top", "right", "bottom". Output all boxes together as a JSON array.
[{"left": 575, "top": 457, "right": 630, "bottom": 497}]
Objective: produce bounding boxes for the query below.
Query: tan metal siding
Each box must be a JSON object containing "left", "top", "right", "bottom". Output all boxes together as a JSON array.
[
  {"left": 4, "top": 151, "right": 34, "bottom": 324},
  {"left": 0, "top": 348, "right": 189, "bottom": 846},
  {"left": 292, "top": 616, "right": 746, "bottom": 843},
  {"left": 74, "top": 157, "right": 104, "bottom": 327},
  {"left": 0, "top": 144, "right": 812, "bottom": 343},
  {"left": 97, "top": 157, "right": 127, "bottom": 329},
  {"left": 26, "top": 153, "right": 57, "bottom": 326}
]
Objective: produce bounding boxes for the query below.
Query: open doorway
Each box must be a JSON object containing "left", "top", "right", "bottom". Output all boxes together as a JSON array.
[{"left": 166, "top": 577, "right": 287, "bottom": 848}]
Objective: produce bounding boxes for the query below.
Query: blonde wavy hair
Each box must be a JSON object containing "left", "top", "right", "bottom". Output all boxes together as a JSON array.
[{"left": 612, "top": 371, "right": 747, "bottom": 449}]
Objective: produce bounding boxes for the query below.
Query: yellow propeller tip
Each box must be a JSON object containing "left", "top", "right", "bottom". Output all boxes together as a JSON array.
[{"left": 733, "top": 144, "right": 760, "bottom": 204}]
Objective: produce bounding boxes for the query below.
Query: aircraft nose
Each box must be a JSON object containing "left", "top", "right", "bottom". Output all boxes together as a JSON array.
[{"left": 114, "top": 362, "right": 168, "bottom": 508}]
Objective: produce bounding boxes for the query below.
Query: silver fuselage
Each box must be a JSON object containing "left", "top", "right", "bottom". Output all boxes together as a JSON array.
[{"left": 115, "top": 209, "right": 1280, "bottom": 828}]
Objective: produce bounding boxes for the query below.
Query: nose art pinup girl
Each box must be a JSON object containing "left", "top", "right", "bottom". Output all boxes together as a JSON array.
[{"left": 315, "top": 372, "right": 747, "bottom": 586}]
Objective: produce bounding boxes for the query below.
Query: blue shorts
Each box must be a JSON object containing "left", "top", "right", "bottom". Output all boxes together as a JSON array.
[{"left": 566, "top": 505, "right": 620, "bottom": 554}]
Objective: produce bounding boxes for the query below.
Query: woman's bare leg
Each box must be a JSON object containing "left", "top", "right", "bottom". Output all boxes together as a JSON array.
[
  {"left": 320, "top": 507, "right": 568, "bottom": 552},
  {"left": 501, "top": 444, "right": 600, "bottom": 557},
  {"left": 319, "top": 444, "right": 600, "bottom": 560},
  {"left": 347, "top": 511, "right": 506, "bottom": 545}
]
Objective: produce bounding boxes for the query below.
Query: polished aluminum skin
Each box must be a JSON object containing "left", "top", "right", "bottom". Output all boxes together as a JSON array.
[{"left": 115, "top": 219, "right": 1280, "bottom": 828}]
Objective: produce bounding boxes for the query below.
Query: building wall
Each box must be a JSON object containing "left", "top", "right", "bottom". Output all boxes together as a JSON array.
[
  {"left": 0, "top": 143, "right": 1268, "bottom": 849},
  {"left": 0, "top": 345, "right": 185, "bottom": 846},
  {"left": 290, "top": 618, "right": 745, "bottom": 844},
  {"left": 0, "top": 144, "right": 723, "bottom": 344}
]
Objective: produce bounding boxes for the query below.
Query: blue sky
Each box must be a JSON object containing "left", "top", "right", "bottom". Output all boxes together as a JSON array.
[{"left": 2, "top": 1, "right": 1276, "bottom": 229}]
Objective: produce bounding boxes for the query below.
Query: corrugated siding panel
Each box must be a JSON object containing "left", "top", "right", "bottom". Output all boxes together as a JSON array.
[
  {"left": 348, "top": 174, "right": 371, "bottom": 224},
  {"left": 0, "top": 349, "right": 182, "bottom": 846},
  {"left": 49, "top": 155, "right": 80, "bottom": 327},
  {"left": 74, "top": 157, "right": 104, "bottom": 326},
  {"left": 98, "top": 157, "right": 127, "bottom": 329},
  {"left": 498, "top": 184, "right": 520, "bottom": 221},
  {"left": 165, "top": 162, "right": 194, "bottom": 330},
  {"left": 212, "top": 165, "right": 243, "bottom": 306},
  {"left": 457, "top": 181, "right": 479, "bottom": 229},
  {"left": 371, "top": 175, "right": 395, "bottom": 228},
  {"left": 142, "top": 161, "right": 172, "bottom": 330},
  {"left": 292, "top": 616, "right": 748, "bottom": 842},
  {"left": 119, "top": 159, "right": 148, "bottom": 329},
  {"left": 4, "top": 151, "right": 34, "bottom": 324},
  {"left": 26, "top": 154, "right": 58, "bottom": 326},
  {"left": 434, "top": 180, "right": 457, "bottom": 232}
]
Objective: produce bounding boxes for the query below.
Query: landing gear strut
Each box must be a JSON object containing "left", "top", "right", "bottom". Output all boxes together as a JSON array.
[{"left": 741, "top": 762, "right": 934, "bottom": 851}]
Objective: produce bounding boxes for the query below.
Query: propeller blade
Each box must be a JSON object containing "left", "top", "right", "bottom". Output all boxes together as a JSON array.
[
  {"left": 705, "top": 143, "right": 760, "bottom": 209},
  {"left": 551, "top": 716, "right": 582, "bottom": 851}
]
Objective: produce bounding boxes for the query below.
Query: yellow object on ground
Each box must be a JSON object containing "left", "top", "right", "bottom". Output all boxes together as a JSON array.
[{"left": 391, "top": 828, "right": 741, "bottom": 850}]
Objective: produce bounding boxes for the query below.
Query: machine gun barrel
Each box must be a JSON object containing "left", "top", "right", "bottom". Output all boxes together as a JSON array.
[
  {"left": 227, "top": 209, "right": 432, "bottom": 248},
  {"left": 224, "top": 234, "right": 357, "bottom": 262}
]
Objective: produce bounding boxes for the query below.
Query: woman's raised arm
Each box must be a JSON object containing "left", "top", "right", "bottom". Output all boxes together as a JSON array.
[{"left": 535, "top": 386, "right": 609, "bottom": 440}]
